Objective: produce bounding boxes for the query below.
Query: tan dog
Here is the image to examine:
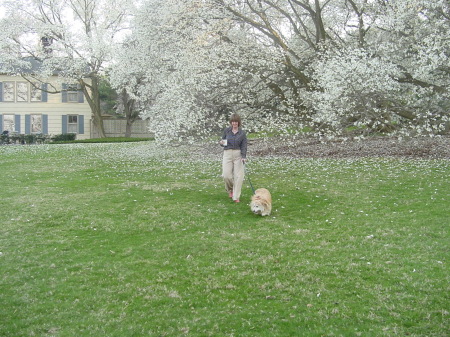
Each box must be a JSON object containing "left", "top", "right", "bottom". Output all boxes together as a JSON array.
[{"left": 250, "top": 188, "right": 272, "bottom": 216}]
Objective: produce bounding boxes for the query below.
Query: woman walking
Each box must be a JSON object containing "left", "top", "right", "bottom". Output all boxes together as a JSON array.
[{"left": 219, "top": 114, "right": 248, "bottom": 203}]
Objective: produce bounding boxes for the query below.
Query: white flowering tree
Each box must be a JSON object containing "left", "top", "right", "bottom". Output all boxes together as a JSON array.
[
  {"left": 0, "top": 0, "right": 134, "bottom": 137},
  {"left": 113, "top": 0, "right": 308, "bottom": 141},
  {"left": 308, "top": 0, "right": 449, "bottom": 137},
  {"left": 108, "top": 38, "right": 146, "bottom": 138},
  {"left": 109, "top": 0, "right": 448, "bottom": 141}
]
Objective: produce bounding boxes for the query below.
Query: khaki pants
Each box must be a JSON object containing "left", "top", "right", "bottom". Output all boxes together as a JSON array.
[{"left": 222, "top": 149, "right": 244, "bottom": 201}]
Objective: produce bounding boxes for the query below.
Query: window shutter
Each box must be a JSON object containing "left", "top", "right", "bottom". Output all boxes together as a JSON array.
[
  {"left": 15, "top": 115, "right": 21, "bottom": 133},
  {"left": 0, "top": 116, "right": 3, "bottom": 131},
  {"left": 78, "top": 90, "right": 84, "bottom": 103},
  {"left": 61, "top": 83, "right": 68, "bottom": 102},
  {"left": 42, "top": 115, "right": 48, "bottom": 134},
  {"left": 78, "top": 115, "right": 84, "bottom": 134},
  {"left": 62, "top": 115, "right": 68, "bottom": 134},
  {"left": 0, "top": 82, "right": 3, "bottom": 101},
  {"left": 25, "top": 115, "right": 31, "bottom": 134},
  {"left": 42, "top": 83, "right": 48, "bottom": 102}
]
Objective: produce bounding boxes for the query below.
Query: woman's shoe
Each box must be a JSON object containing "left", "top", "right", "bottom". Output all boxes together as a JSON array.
[
  {"left": 228, "top": 192, "right": 233, "bottom": 198},
  {"left": 234, "top": 199, "right": 240, "bottom": 203}
]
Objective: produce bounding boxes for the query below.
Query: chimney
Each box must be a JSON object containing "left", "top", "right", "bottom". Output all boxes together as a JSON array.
[{"left": 41, "top": 36, "right": 53, "bottom": 55}]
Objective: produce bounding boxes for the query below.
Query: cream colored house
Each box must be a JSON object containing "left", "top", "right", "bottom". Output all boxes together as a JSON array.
[{"left": 0, "top": 63, "right": 91, "bottom": 140}]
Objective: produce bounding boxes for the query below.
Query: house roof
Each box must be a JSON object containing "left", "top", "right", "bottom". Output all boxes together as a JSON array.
[
  {"left": 1, "top": 56, "right": 90, "bottom": 77},
  {"left": 0, "top": 56, "right": 55, "bottom": 76},
  {"left": 22, "top": 57, "right": 46, "bottom": 74}
]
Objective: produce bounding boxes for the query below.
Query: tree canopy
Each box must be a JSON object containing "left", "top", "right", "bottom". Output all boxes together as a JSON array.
[{"left": 1, "top": 0, "right": 448, "bottom": 141}]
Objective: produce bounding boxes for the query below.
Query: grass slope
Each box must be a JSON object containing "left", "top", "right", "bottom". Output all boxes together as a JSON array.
[{"left": 0, "top": 142, "right": 448, "bottom": 336}]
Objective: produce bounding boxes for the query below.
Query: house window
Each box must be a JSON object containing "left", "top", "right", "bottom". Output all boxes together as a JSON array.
[
  {"left": 3, "top": 82, "right": 15, "bottom": 102},
  {"left": 31, "top": 83, "right": 42, "bottom": 102},
  {"left": 67, "top": 84, "right": 79, "bottom": 102},
  {"left": 3, "top": 114, "right": 15, "bottom": 132},
  {"left": 16, "top": 82, "right": 28, "bottom": 102},
  {"left": 68, "top": 115, "right": 78, "bottom": 133},
  {"left": 31, "top": 114, "right": 42, "bottom": 133}
]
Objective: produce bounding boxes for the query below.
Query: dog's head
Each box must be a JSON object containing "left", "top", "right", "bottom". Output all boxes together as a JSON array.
[{"left": 250, "top": 197, "right": 267, "bottom": 215}]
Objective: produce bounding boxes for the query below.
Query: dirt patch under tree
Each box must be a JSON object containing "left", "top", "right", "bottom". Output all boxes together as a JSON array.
[{"left": 201, "top": 136, "right": 450, "bottom": 159}]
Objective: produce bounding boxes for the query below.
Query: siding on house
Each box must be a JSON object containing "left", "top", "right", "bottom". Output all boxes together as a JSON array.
[{"left": 0, "top": 75, "right": 92, "bottom": 140}]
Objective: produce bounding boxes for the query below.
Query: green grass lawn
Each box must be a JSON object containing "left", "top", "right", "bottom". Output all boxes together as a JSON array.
[{"left": 0, "top": 142, "right": 448, "bottom": 337}]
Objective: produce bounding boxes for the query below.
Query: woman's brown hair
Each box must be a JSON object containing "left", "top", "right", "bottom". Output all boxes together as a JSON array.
[{"left": 229, "top": 113, "right": 241, "bottom": 127}]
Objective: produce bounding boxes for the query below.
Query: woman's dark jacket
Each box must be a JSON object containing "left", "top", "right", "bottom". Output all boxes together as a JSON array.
[{"left": 221, "top": 127, "right": 247, "bottom": 159}]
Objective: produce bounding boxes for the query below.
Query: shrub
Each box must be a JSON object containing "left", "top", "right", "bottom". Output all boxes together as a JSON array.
[
  {"left": 24, "top": 134, "right": 36, "bottom": 144},
  {"left": 52, "top": 133, "right": 77, "bottom": 142}
]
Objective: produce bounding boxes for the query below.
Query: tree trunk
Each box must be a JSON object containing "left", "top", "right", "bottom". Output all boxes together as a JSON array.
[
  {"left": 314, "top": 0, "right": 327, "bottom": 43},
  {"left": 81, "top": 76, "right": 106, "bottom": 138},
  {"left": 122, "top": 88, "right": 137, "bottom": 138},
  {"left": 92, "top": 111, "right": 106, "bottom": 138},
  {"left": 125, "top": 119, "right": 133, "bottom": 138}
]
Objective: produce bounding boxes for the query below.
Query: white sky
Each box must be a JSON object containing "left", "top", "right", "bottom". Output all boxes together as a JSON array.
[{"left": 0, "top": 0, "right": 9, "bottom": 18}]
